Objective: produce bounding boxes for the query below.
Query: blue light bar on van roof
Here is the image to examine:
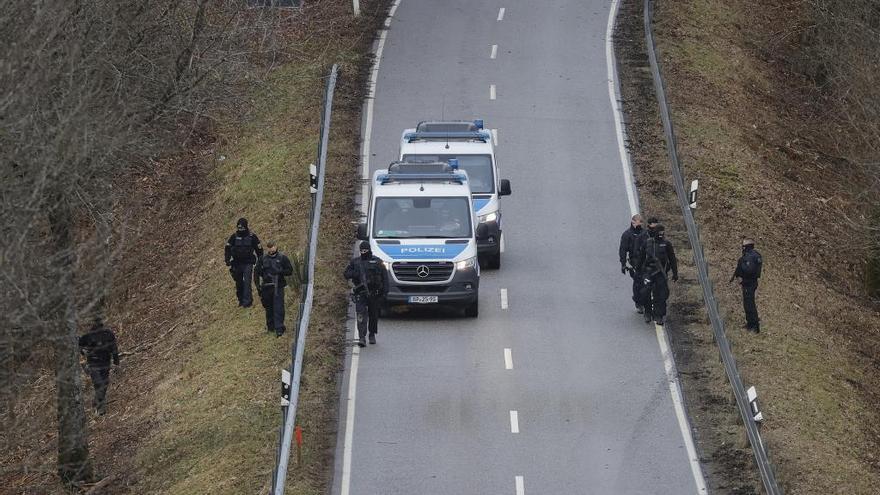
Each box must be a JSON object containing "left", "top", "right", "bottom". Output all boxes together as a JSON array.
[
  {"left": 473, "top": 119, "right": 483, "bottom": 129},
  {"left": 376, "top": 173, "right": 468, "bottom": 185},
  {"left": 448, "top": 158, "right": 459, "bottom": 170},
  {"left": 403, "top": 130, "right": 491, "bottom": 143}
]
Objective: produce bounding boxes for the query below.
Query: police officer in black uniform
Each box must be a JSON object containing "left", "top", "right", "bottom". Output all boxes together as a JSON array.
[
  {"left": 224, "top": 218, "right": 263, "bottom": 307},
  {"left": 344, "top": 241, "right": 388, "bottom": 347},
  {"left": 78, "top": 319, "right": 120, "bottom": 415},
  {"left": 639, "top": 224, "right": 678, "bottom": 325},
  {"left": 731, "top": 238, "right": 763, "bottom": 333},
  {"left": 255, "top": 241, "right": 294, "bottom": 336},
  {"left": 619, "top": 213, "right": 645, "bottom": 312}
]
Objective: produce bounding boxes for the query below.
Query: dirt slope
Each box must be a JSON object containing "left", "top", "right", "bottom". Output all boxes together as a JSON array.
[{"left": 616, "top": 0, "right": 880, "bottom": 493}]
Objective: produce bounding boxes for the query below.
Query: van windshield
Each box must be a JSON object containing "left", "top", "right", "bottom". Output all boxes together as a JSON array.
[
  {"left": 402, "top": 154, "right": 495, "bottom": 194},
  {"left": 373, "top": 197, "right": 473, "bottom": 239}
]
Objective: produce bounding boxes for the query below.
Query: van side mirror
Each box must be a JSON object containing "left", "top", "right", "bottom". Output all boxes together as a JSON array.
[
  {"left": 499, "top": 179, "right": 512, "bottom": 196},
  {"left": 476, "top": 223, "right": 489, "bottom": 240},
  {"left": 356, "top": 223, "right": 368, "bottom": 241}
]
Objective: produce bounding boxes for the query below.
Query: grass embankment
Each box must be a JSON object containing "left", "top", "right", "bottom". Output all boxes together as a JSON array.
[
  {"left": 0, "top": 2, "right": 387, "bottom": 494},
  {"left": 132, "top": 3, "right": 387, "bottom": 493},
  {"left": 621, "top": 0, "right": 880, "bottom": 493}
]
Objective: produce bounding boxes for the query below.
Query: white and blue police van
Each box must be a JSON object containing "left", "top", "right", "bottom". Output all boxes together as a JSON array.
[
  {"left": 399, "top": 120, "right": 511, "bottom": 269},
  {"left": 357, "top": 160, "right": 485, "bottom": 317}
]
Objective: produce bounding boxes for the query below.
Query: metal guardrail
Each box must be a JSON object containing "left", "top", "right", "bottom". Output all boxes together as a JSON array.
[
  {"left": 270, "top": 63, "right": 338, "bottom": 495},
  {"left": 641, "top": 1, "right": 783, "bottom": 493}
]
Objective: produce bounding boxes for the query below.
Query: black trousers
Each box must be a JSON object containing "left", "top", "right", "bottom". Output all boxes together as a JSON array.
[
  {"left": 354, "top": 292, "right": 380, "bottom": 340},
  {"left": 630, "top": 270, "right": 644, "bottom": 304},
  {"left": 260, "top": 284, "right": 286, "bottom": 334},
  {"left": 230, "top": 263, "right": 254, "bottom": 307},
  {"left": 641, "top": 273, "right": 669, "bottom": 318},
  {"left": 88, "top": 366, "right": 110, "bottom": 413},
  {"left": 742, "top": 280, "right": 760, "bottom": 328}
]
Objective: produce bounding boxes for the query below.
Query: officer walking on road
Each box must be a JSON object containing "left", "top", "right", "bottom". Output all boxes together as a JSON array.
[
  {"left": 344, "top": 241, "right": 388, "bottom": 348},
  {"left": 639, "top": 224, "right": 678, "bottom": 325},
  {"left": 619, "top": 213, "right": 646, "bottom": 313},
  {"left": 731, "top": 238, "right": 763, "bottom": 333},
  {"left": 224, "top": 218, "right": 263, "bottom": 308},
  {"left": 255, "top": 241, "right": 294, "bottom": 336},
  {"left": 78, "top": 319, "right": 120, "bottom": 415}
]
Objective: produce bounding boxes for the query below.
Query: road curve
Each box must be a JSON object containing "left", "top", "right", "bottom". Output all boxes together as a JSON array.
[{"left": 333, "top": 1, "right": 705, "bottom": 493}]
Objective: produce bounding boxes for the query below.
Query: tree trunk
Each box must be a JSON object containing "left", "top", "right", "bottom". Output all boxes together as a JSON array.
[{"left": 49, "top": 199, "right": 93, "bottom": 484}]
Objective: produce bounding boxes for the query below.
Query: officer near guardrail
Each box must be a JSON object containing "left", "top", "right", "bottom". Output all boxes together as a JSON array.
[
  {"left": 255, "top": 241, "right": 294, "bottom": 336},
  {"left": 639, "top": 224, "right": 678, "bottom": 325},
  {"left": 224, "top": 218, "right": 263, "bottom": 308},
  {"left": 78, "top": 318, "right": 120, "bottom": 415},
  {"left": 730, "top": 238, "right": 763, "bottom": 333},
  {"left": 619, "top": 213, "right": 646, "bottom": 313},
  {"left": 344, "top": 241, "right": 388, "bottom": 347}
]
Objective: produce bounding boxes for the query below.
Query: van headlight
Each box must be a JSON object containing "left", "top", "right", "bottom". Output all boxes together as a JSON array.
[
  {"left": 383, "top": 260, "right": 393, "bottom": 271},
  {"left": 456, "top": 257, "right": 477, "bottom": 271},
  {"left": 478, "top": 211, "right": 497, "bottom": 223}
]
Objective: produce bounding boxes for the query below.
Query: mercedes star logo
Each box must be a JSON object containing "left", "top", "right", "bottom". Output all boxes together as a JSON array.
[{"left": 416, "top": 265, "right": 430, "bottom": 278}]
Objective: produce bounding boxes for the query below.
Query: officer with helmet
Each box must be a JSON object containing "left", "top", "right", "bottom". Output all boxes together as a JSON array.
[
  {"left": 224, "top": 218, "right": 263, "bottom": 307},
  {"left": 639, "top": 224, "right": 678, "bottom": 325},
  {"left": 344, "top": 241, "right": 388, "bottom": 347}
]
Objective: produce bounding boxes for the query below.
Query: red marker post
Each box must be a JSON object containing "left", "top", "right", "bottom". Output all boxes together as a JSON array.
[{"left": 295, "top": 425, "right": 303, "bottom": 465}]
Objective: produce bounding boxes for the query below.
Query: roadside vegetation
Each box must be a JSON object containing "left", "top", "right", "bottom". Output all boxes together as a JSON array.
[
  {"left": 1, "top": 1, "right": 387, "bottom": 493},
  {"left": 617, "top": 0, "right": 880, "bottom": 493}
]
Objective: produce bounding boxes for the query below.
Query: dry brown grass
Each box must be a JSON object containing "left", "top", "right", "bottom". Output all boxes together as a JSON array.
[{"left": 617, "top": 0, "right": 880, "bottom": 493}]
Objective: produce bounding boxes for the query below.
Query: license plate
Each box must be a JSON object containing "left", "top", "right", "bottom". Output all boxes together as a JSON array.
[{"left": 409, "top": 296, "right": 439, "bottom": 304}]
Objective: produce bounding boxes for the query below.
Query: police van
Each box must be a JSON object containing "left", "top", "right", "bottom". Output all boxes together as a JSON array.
[
  {"left": 357, "top": 160, "right": 485, "bottom": 317},
  {"left": 399, "top": 120, "right": 511, "bottom": 269}
]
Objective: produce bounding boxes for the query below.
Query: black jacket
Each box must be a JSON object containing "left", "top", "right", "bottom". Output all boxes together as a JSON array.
[
  {"left": 79, "top": 327, "right": 120, "bottom": 368},
  {"left": 225, "top": 230, "right": 263, "bottom": 265},
  {"left": 642, "top": 236, "right": 678, "bottom": 279},
  {"left": 344, "top": 255, "right": 388, "bottom": 297},
  {"left": 255, "top": 252, "right": 294, "bottom": 288},
  {"left": 734, "top": 248, "right": 763, "bottom": 282},
  {"left": 619, "top": 225, "right": 645, "bottom": 266}
]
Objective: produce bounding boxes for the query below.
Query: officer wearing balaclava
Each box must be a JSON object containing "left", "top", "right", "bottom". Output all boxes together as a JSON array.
[
  {"left": 639, "top": 224, "right": 678, "bottom": 326},
  {"left": 224, "top": 218, "right": 263, "bottom": 307},
  {"left": 731, "top": 238, "right": 763, "bottom": 333},
  {"left": 344, "top": 241, "right": 388, "bottom": 347}
]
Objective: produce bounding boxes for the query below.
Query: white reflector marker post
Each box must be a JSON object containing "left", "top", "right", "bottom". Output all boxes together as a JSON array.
[
  {"left": 689, "top": 179, "right": 698, "bottom": 210},
  {"left": 281, "top": 369, "right": 291, "bottom": 406},
  {"left": 310, "top": 163, "right": 318, "bottom": 194}
]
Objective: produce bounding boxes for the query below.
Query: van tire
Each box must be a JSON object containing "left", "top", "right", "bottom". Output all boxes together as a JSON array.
[{"left": 464, "top": 299, "right": 479, "bottom": 318}]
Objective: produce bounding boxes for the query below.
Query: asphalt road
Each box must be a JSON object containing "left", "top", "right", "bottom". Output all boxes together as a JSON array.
[{"left": 333, "top": 1, "right": 704, "bottom": 493}]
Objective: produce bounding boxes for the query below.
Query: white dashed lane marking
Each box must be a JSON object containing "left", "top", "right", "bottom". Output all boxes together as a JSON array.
[
  {"left": 500, "top": 288, "right": 508, "bottom": 309},
  {"left": 490, "top": 44, "right": 498, "bottom": 59},
  {"left": 504, "top": 348, "right": 513, "bottom": 370},
  {"left": 490, "top": 84, "right": 496, "bottom": 100},
  {"left": 515, "top": 476, "right": 524, "bottom": 495},
  {"left": 497, "top": 7, "right": 505, "bottom": 21},
  {"left": 509, "top": 410, "right": 519, "bottom": 433},
  {"left": 491, "top": 128, "right": 498, "bottom": 146}
]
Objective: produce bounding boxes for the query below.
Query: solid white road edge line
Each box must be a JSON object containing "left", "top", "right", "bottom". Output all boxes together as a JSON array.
[
  {"left": 605, "top": 0, "right": 638, "bottom": 215},
  {"left": 500, "top": 288, "right": 508, "bottom": 309},
  {"left": 504, "top": 348, "right": 513, "bottom": 370},
  {"left": 655, "top": 324, "right": 708, "bottom": 494},
  {"left": 491, "top": 44, "right": 498, "bottom": 59},
  {"left": 490, "top": 84, "right": 497, "bottom": 100},
  {"left": 342, "top": 1, "right": 403, "bottom": 494},
  {"left": 606, "top": 0, "right": 707, "bottom": 492},
  {"left": 497, "top": 7, "right": 505, "bottom": 21},
  {"left": 509, "top": 410, "right": 520, "bottom": 433},
  {"left": 515, "top": 475, "right": 524, "bottom": 495}
]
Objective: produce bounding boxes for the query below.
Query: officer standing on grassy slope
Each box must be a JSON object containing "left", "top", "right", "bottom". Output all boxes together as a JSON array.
[
  {"left": 731, "top": 238, "right": 763, "bottom": 333},
  {"left": 224, "top": 218, "right": 263, "bottom": 308},
  {"left": 640, "top": 224, "right": 678, "bottom": 325},
  {"left": 344, "top": 241, "right": 388, "bottom": 347},
  {"left": 619, "top": 213, "right": 646, "bottom": 313},
  {"left": 78, "top": 318, "right": 120, "bottom": 415},
  {"left": 255, "top": 241, "right": 294, "bottom": 336}
]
